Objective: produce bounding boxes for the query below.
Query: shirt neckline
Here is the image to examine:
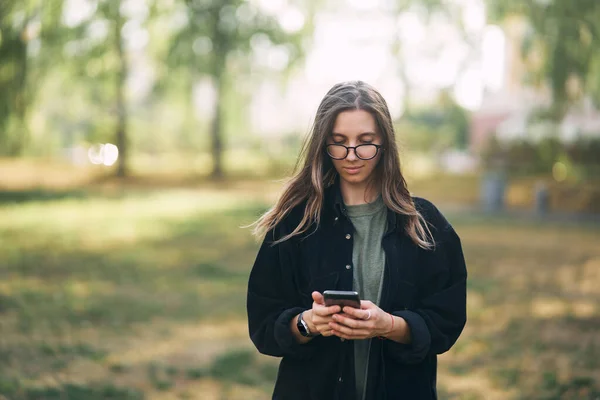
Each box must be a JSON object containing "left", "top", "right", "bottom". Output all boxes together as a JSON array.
[{"left": 345, "top": 195, "right": 385, "bottom": 217}]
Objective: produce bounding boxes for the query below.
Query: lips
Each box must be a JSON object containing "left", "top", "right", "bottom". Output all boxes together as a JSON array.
[{"left": 343, "top": 166, "right": 363, "bottom": 175}]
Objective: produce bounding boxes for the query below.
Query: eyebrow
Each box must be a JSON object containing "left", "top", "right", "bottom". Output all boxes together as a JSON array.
[{"left": 331, "top": 132, "right": 376, "bottom": 137}]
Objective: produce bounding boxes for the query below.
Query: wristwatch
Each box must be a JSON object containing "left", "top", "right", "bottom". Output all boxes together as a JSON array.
[{"left": 296, "top": 311, "right": 315, "bottom": 337}]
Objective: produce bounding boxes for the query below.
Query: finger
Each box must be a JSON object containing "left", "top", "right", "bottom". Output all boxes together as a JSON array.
[
  {"left": 314, "top": 304, "right": 341, "bottom": 316},
  {"left": 331, "top": 327, "right": 371, "bottom": 340},
  {"left": 360, "top": 300, "right": 374, "bottom": 309},
  {"left": 313, "top": 314, "right": 336, "bottom": 323},
  {"left": 317, "top": 323, "right": 335, "bottom": 335},
  {"left": 312, "top": 291, "right": 324, "bottom": 304},
  {"left": 311, "top": 314, "right": 328, "bottom": 324},
  {"left": 333, "top": 314, "right": 365, "bottom": 329},
  {"left": 341, "top": 305, "right": 359, "bottom": 314},
  {"left": 313, "top": 317, "right": 335, "bottom": 329},
  {"left": 319, "top": 328, "right": 334, "bottom": 337},
  {"left": 329, "top": 321, "right": 364, "bottom": 336},
  {"left": 342, "top": 306, "right": 370, "bottom": 320},
  {"left": 337, "top": 312, "right": 359, "bottom": 320},
  {"left": 361, "top": 309, "right": 373, "bottom": 321}
]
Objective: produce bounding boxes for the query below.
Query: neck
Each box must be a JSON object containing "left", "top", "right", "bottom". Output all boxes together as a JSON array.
[{"left": 340, "top": 178, "right": 379, "bottom": 206}]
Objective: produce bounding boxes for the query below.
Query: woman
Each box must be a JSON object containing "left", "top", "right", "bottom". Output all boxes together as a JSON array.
[{"left": 246, "top": 81, "right": 467, "bottom": 400}]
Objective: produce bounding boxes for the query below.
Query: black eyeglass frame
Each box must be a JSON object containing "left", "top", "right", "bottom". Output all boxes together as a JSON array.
[{"left": 325, "top": 143, "right": 384, "bottom": 160}]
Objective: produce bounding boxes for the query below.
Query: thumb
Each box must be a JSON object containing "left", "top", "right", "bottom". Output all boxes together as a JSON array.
[{"left": 312, "top": 291, "right": 324, "bottom": 304}]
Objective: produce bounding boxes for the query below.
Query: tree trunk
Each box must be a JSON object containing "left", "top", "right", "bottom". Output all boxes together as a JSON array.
[
  {"left": 3, "top": 14, "right": 30, "bottom": 156},
  {"left": 399, "top": 63, "right": 411, "bottom": 117},
  {"left": 210, "top": 72, "right": 224, "bottom": 180},
  {"left": 391, "top": 32, "right": 410, "bottom": 117},
  {"left": 13, "top": 31, "right": 28, "bottom": 156},
  {"left": 115, "top": 3, "right": 128, "bottom": 177}
]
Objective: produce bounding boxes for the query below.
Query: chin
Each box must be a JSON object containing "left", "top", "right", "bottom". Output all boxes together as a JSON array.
[{"left": 340, "top": 173, "right": 367, "bottom": 185}]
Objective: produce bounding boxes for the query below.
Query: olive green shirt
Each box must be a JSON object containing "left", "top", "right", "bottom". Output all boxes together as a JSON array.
[{"left": 346, "top": 196, "right": 387, "bottom": 400}]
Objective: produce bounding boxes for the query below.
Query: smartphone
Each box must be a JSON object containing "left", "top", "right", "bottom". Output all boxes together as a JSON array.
[{"left": 323, "top": 290, "right": 361, "bottom": 309}]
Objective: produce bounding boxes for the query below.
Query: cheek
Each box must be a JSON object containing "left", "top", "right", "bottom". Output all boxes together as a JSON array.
[
  {"left": 366, "top": 154, "right": 382, "bottom": 170},
  {"left": 332, "top": 159, "right": 344, "bottom": 170}
]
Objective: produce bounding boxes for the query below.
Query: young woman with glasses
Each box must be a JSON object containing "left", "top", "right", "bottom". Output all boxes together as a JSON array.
[{"left": 247, "top": 81, "right": 467, "bottom": 400}]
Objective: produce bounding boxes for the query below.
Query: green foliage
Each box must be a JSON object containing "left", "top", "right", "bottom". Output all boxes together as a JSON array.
[
  {"left": 1, "top": 0, "right": 310, "bottom": 178},
  {"left": 397, "top": 93, "right": 470, "bottom": 151},
  {"left": 0, "top": 0, "right": 68, "bottom": 155},
  {"left": 396, "top": 119, "right": 456, "bottom": 153},
  {"left": 0, "top": 0, "right": 36, "bottom": 154},
  {"left": 488, "top": 0, "right": 600, "bottom": 117},
  {"left": 480, "top": 136, "right": 600, "bottom": 179},
  {"left": 164, "top": 0, "right": 306, "bottom": 178},
  {"left": 395, "top": 91, "right": 469, "bottom": 152}
]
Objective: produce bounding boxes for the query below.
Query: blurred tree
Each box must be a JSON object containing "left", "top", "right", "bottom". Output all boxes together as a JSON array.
[
  {"left": 59, "top": 0, "right": 154, "bottom": 177},
  {"left": 388, "top": 0, "right": 472, "bottom": 151},
  {"left": 167, "top": 0, "right": 304, "bottom": 180},
  {"left": 401, "top": 90, "right": 469, "bottom": 151},
  {"left": 388, "top": 0, "right": 445, "bottom": 116},
  {"left": 0, "top": 0, "right": 29, "bottom": 155},
  {"left": 111, "top": 2, "right": 128, "bottom": 177},
  {"left": 90, "top": 0, "right": 135, "bottom": 177},
  {"left": 0, "top": 0, "right": 66, "bottom": 156},
  {"left": 0, "top": 0, "right": 143, "bottom": 174},
  {"left": 0, "top": 0, "right": 65, "bottom": 155},
  {"left": 488, "top": 0, "right": 600, "bottom": 119},
  {"left": 438, "top": 89, "right": 470, "bottom": 149}
]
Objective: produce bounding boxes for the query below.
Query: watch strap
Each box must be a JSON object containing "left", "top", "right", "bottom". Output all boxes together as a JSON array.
[{"left": 297, "top": 311, "right": 313, "bottom": 337}]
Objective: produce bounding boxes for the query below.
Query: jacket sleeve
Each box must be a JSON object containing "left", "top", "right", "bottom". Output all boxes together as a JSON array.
[
  {"left": 385, "top": 222, "right": 467, "bottom": 364},
  {"left": 246, "top": 224, "right": 318, "bottom": 360}
]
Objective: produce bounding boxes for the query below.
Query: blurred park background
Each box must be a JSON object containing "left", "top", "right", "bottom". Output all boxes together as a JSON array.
[{"left": 1, "top": 0, "right": 600, "bottom": 399}]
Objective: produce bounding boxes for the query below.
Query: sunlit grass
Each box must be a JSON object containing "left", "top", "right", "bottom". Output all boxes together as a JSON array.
[
  {"left": 0, "top": 186, "right": 269, "bottom": 399},
  {"left": 438, "top": 221, "right": 600, "bottom": 399}
]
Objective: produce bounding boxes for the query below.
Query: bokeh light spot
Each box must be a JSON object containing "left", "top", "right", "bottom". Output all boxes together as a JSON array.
[{"left": 552, "top": 162, "right": 567, "bottom": 182}]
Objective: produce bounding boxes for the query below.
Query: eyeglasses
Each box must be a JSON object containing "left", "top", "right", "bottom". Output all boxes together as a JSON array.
[{"left": 326, "top": 144, "right": 383, "bottom": 160}]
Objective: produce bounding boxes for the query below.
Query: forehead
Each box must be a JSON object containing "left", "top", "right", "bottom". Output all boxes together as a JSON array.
[{"left": 332, "top": 109, "right": 378, "bottom": 136}]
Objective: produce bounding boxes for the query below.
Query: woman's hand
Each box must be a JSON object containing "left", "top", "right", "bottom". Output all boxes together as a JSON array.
[
  {"left": 305, "top": 291, "right": 342, "bottom": 337},
  {"left": 328, "top": 300, "right": 396, "bottom": 340}
]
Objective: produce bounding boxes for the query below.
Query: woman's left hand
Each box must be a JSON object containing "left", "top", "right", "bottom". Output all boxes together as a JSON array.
[{"left": 329, "top": 300, "right": 393, "bottom": 340}]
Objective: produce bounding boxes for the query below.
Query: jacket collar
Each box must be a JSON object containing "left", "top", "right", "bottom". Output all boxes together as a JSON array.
[{"left": 324, "top": 175, "right": 402, "bottom": 233}]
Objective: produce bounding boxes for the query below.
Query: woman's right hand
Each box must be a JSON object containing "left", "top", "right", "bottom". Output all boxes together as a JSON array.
[{"left": 306, "top": 291, "right": 342, "bottom": 337}]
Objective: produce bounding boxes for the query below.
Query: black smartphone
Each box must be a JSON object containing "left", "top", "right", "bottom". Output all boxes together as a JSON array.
[{"left": 323, "top": 290, "right": 361, "bottom": 309}]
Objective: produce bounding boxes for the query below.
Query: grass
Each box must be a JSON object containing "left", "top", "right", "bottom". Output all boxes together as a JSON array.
[
  {"left": 438, "top": 222, "right": 600, "bottom": 399},
  {"left": 0, "top": 185, "right": 269, "bottom": 399},
  {"left": 0, "top": 166, "right": 599, "bottom": 399}
]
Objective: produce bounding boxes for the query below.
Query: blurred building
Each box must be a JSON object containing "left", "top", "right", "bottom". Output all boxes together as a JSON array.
[{"left": 470, "top": 17, "right": 600, "bottom": 151}]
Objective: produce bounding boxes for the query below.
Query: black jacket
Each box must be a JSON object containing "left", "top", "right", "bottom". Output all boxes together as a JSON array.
[{"left": 247, "top": 183, "right": 467, "bottom": 399}]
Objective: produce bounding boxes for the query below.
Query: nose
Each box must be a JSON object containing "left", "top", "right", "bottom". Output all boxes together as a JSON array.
[{"left": 346, "top": 145, "right": 358, "bottom": 161}]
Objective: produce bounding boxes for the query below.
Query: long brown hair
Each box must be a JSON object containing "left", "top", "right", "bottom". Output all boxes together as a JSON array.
[{"left": 252, "top": 80, "right": 433, "bottom": 249}]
